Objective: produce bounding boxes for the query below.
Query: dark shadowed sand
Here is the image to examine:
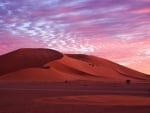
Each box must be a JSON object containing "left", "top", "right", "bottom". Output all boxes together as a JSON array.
[{"left": 0, "top": 81, "right": 150, "bottom": 113}]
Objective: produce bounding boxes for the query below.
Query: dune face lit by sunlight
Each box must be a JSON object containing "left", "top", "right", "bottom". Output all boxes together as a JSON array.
[{"left": 0, "top": 0, "right": 150, "bottom": 74}]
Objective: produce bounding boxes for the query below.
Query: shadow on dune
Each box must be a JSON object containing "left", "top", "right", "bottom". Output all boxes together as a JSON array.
[{"left": 0, "top": 48, "right": 63, "bottom": 76}]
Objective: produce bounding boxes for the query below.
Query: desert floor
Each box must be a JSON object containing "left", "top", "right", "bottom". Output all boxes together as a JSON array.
[{"left": 0, "top": 81, "right": 150, "bottom": 113}]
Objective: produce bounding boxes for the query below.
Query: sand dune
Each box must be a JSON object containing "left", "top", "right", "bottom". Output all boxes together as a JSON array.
[
  {"left": 0, "top": 48, "right": 63, "bottom": 76},
  {"left": 48, "top": 54, "right": 149, "bottom": 82},
  {"left": 0, "top": 48, "right": 149, "bottom": 82}
]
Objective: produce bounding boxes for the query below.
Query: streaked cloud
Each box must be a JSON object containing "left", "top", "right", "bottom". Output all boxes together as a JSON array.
[{"left": 0, "top": 0, "right": 150, "bottom": 74}]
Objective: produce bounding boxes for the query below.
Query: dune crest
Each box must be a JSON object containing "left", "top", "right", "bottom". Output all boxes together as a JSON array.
[{"left": 0, "top": 48, "right": 63, "bottom": 76}]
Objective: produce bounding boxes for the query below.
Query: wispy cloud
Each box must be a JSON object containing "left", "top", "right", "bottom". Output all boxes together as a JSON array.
[{"left": 0, "top": 0, "right": 150, "bottom": 74}]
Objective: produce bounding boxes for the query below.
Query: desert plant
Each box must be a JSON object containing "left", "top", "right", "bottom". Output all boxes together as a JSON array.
[{"left": 126, "top": 79, "right": 131, "bottom": 84}]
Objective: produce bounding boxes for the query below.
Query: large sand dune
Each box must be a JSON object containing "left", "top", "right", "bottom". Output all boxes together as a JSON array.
[
  {"left": 0, "top": 48, "right": 63, "bottom": 76},
  {"left": 0, "top": 48, "right": 149, "bottom": 82}
]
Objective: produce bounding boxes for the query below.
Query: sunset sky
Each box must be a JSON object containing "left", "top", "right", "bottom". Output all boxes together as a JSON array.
[{"left": 0, "top": 0, "right": 150, "bottom": 74}]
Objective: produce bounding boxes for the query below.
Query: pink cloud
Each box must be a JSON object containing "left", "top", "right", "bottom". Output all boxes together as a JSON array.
[{"left": 131, "top": 8, "right": 150, "bottom": 14}]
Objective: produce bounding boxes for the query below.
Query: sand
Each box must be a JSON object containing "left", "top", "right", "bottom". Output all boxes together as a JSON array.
[
  {"left": 0, "top": 81, "right": 150, "bottom": 113},
  {"left": 0, "top": 48, "right": 149, "bottom": 82},
  {"left": 0, "top": 48, "right": 63, "bottom": 76},
  {"left": 0, "top": 48, "right": 150, "bottom": 113}
]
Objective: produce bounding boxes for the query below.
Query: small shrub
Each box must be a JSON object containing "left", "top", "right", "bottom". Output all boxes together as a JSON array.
[
  {"left": 126, "top": 80, "right": 131, "bottom": 84},
  {"left": 64, "top": 80, "right": 68, "bottom": 83},
  {"left": 89, "top": 63, "right": 95, "bottom": 67}
]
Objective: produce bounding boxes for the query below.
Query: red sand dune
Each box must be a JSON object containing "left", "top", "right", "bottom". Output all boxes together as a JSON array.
[
  {"left": 0, "top": 48, "right": 149, "bottom": 82},
  {"left": 0, "top": 48, "right": 63, "bottom": 76}
]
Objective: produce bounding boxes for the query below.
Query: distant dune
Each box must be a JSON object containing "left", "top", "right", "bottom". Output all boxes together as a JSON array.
[{"left": 0, "top": 48, "right": 149, "bottom": 82}]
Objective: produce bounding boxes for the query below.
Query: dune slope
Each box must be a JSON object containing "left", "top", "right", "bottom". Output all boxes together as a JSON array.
[{"left": 0, "top": 48, "right": 63, "bottom": 76}]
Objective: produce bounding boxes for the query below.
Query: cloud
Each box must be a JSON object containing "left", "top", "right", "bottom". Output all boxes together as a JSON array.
[
  {"left": 131, "top": 8, "right": 150, "bottom": 14},
  {"left": 0, "top": 0, "right": 150, "bottom": 73}
]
